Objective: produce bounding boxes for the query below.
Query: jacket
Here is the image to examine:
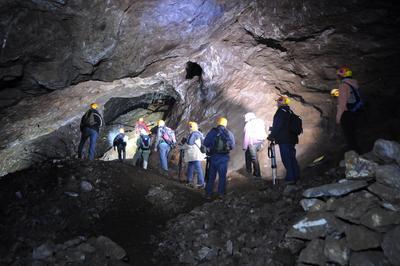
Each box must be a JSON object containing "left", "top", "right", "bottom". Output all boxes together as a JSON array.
[
  {"left": 183, "top": 131, "right": 206, "bottom": 162},
  {"left": 204, "top": 126, "right": 235, "bottom": 155},
  {"left": 269, "top": 106, "right": 298, "bottom": 144},
  {"left": 80, "top": 109, "right": 103, "bottom": 133},
  {"left": 113, "top": 133, "right": 127, "bottom": 148},
  {"left": 336, "top": 78, "right": 360, "bottom": 123},
  {"left": 243, "top": 118, "right": 267, "bottom": 149}
]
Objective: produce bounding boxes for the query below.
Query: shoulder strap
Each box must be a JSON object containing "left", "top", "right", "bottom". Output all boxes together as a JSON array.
[{"left": 343, "top": 82, "right": 361, "bottom": 101}]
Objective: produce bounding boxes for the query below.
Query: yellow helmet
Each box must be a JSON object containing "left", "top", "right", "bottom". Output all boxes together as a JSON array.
[
  {"left": 138, "top": 117, "right": 144, "bottom": 122},
  {"left": 216, "top": 117, "right": 228, "bottom": 127},
  {"left": 337, "top": 67, "right": 352, "bottom": 78},
  {"left": 276, "top": 95, "right": 290, "bottom": 105},
  {"left": 90, "top": 103, "right": 98, "bottom": 109},
  {"left": 158, "top": 119, "right": 165, "bottom": 126},
  {"left": 330, "top": 88, "right": 339, "bottom": 97},
  {"left": 189, "top": 121, "right": 198, "bottom": 131},
  {"left": 119, "top": 128, "right": 125, "bottom": 134}
]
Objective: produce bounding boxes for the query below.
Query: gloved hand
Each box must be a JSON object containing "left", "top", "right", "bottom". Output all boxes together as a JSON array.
[{"left": 267, "top": 135, "right": 274, "bottom": 141}]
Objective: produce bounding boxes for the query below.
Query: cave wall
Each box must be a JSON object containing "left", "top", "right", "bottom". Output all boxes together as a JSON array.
[{"left": 0, "top": 0, "right": 399, "bottom": 176}]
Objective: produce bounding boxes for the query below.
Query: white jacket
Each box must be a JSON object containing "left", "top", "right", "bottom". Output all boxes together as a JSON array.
[{"left": 183, "top": 137, "right": 206, "bottom": 162}]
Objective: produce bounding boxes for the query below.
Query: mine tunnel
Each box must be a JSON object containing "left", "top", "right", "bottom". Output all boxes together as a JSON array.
[{"left": 1, "top": 0, "right": 400, "bottom": 265}]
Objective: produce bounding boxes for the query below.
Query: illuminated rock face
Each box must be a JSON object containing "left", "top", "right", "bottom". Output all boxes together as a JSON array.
[{"left": 0, "top": 0, "right": 399, "bottom": 175}]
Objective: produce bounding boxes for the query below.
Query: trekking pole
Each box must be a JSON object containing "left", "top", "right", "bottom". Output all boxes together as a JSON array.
[
  {"left": 204, "top": 155, "right": 210, "bottom": 184},
  {"left": 178, "top": 148, "right": 184, "bottom": 181},
  {"left": 268, "top": 141, "right": 277, "bottom": 185}
]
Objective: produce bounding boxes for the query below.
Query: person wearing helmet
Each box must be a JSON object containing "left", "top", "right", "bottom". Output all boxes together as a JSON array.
[
  {"left": 78, "top": 103, "right": 104, "bottom": 160},
  {"left": 335, "top": 66, "right": 362, "bottom": 153},
  {"left": 243, "top": 112, "right": 267, "bottom": 178},
  {"left": 268, "top": 96, "right": 300, "bottom": 185},
  {"left": 182, "top": 121, "right": 206, "bottom": 188},
  {"left": 154, "top": 119, "right": 176, "bottom": 174},
  {"left": 135, "top": 117, "right": 151, "bottom": 135},
  {"left": 203, "top": 117, "right": 235, "bottom": 199},
  {"left": 113, "top": 128, "right": 128, "bottom": 162},
  {"left": 133, "top": 128, "right": 152, "bottom": 169}
]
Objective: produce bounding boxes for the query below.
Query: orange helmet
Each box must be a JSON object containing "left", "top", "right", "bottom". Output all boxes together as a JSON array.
[{"left": 337, "top": 67, "right": 352, "bottom": 78}]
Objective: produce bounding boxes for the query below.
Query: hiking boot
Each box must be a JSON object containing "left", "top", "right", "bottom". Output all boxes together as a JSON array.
[
  {"left": 196, "top": 184, "right": 205, "bottom": 189},
  {"left": 217, "top": 194, "right": 225, "bottom": 200}
]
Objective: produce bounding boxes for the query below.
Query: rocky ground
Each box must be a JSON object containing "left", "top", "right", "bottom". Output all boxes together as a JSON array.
[{"left": 1, "top": 139, "right": 399, "bottom": 265}]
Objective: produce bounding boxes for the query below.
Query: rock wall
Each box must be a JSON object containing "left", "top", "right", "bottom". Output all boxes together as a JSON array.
[{"left": 1, "top": 0, "right": 400, "bottom": 175}]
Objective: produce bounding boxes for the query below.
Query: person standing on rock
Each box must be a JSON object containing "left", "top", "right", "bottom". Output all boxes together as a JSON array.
[
  {"left": 78, "top": 103, "right": 104, "bottom": 160},
  {"left": 154, "top": 120, "right": 176, "bottom": 174},
  {"left": 133, "top": 128, "right": 152, "bottom": 169},
  {"left": 203, "top": 117, "right": 235, "bottom": 199},
  {"left": 243, "top": 112, "right": 267, "bottom": 179},
  {"left": 182, "top": 121, "right": 206, "bottom": 188},
  {"left": 267, "top": 96, "right": 300, "bottom": 185},
  {"left": 113, "top": 128, "right": 128, "bottom": 162},
  {"left": 335, "top": 66, "right": 363, "bottom": 153}
]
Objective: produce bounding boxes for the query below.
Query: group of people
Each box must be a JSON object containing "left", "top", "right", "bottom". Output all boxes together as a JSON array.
[{"left": 77, "top": 66, "right": 363, "bottom": 198}]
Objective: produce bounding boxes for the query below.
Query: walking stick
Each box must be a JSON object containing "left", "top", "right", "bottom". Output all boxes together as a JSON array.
[
  {"left": 268, "top": 141, "right": 277, "bottom": 185},
  {"left": 204, "top": 155, "right": 210, "bottom": 184}
]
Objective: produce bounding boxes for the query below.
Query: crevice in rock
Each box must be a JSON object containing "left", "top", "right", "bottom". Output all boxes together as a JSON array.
[{"left": 243, "top": 28, "right": 287, "bottom": 52}]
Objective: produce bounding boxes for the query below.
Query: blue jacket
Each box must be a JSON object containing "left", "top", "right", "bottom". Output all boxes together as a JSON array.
[
  {"left": 269, "top": 106, "right": 298, "bottom": 144},
  {"left": 204, "top": 126, "right": 235, "bottom": 154},
  {"left": 187, "top": 131, "right": 203, "bottom": 145}
]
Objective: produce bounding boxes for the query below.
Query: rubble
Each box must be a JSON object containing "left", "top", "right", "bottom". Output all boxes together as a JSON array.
[{"left": 286, "top": 139, "right": 400, "bottom": 265}]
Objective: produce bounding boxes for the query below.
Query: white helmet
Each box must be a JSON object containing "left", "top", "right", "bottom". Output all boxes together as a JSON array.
[{"left": 244, "top": 112, "right": 256, "bottom": 122}]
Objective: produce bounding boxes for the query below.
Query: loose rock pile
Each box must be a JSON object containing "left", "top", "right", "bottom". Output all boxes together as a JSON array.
[
  {"left": 287, "top": 139, "right": 400, "bottom": 265},
  {"left": 156, "top": 185, "right": 304, "bottom": 265},
  {"left": 31, "top": 235, "right": 128, "bottom": 265}
]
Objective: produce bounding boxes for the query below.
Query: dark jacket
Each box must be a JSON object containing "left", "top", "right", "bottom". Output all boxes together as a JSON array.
[
  {"left": 269, "top": 106, "right": 298, "bottom": 144},
  {"left": 80, "top": 109, "right": 103, "bottom": 133},
  {"left": 204, "top": 126, "right": 235, "bottom": 155},
  {"left": 113, "top": 133, "right": 127, "bottom": 148}
]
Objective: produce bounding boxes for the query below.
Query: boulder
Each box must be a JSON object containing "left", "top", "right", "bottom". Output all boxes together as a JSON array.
[
  {"left": 375, "top": 164, "right": 400, "bottom": 190},
  {"left": 373, "top": 139, "right": 400, "bottom": 165},
  {"left": 345, "top": 151, "right": 377, "bottom": 179},
  {"left": 360, "top": 207, "right": 400, "bottom": 232},
  {"left": 298, "top": 239, "right": 326, "bottom": 265},
  {"left": 382, "top": 225, "right": 400, "bottom": 266},
  {"left": 324, "top": 237, "right": 350, "bottom": 266},
  {"left": 95, "top": 236, "right": 126, "bottom": 260},
  {"left": 287, "top": 212, "right": 347, "bottom": 240},
  {"left": 368, "top": 183, "right": 400, "bottom": 205},
  {"left": 330, "top": 190, "right": 380, "bottom": 224},
  {"left": 350, "top": 251, "right": 392, "bottom": 266},
  {"left": 32, "top": 241, "right": 55, "bottom": 260},
  {"left": 345, "top": 225, "right": 381, "bottom": 251},
  {"left": 300, "top": 198, "right": 326, "bottom": 212},
  {"left": 303, "top": 180, "right": 369, "bottom": 198}
]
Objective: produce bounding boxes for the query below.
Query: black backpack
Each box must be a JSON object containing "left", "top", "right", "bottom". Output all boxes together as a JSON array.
[
  {"left": 289, "top": 111, "right": 303, "bottom": 135},
  {"left": 140, "top": 135, "right": 151, "bottom": 150},
  {"left": 81, "top": 110, "right": 96, "bottom": 128},
  {"left": 212, "top": 129, "right": 230, "bottom": 154}
]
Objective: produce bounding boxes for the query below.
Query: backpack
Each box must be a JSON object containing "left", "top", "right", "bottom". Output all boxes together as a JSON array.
[
  {"left": 289, "top": 111, "right": 303, "bottom": 136},
  {"left": 344, "top": 82, "right": 363, "bottom": 112},
  {"left": 212, "top": 129, "right": 230, "bottom": 154},
  {"left": 113, "top": 133, "right": 126, "bottom": 147},
  {"left": 161, "top": 127, "right": 176, "bottom": 145},
  {"left": 140, "top": 135, "right": 151, "bottom": 150},
  {"left": 81, "top": 110, "right": 96, "bottom": 128}
]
